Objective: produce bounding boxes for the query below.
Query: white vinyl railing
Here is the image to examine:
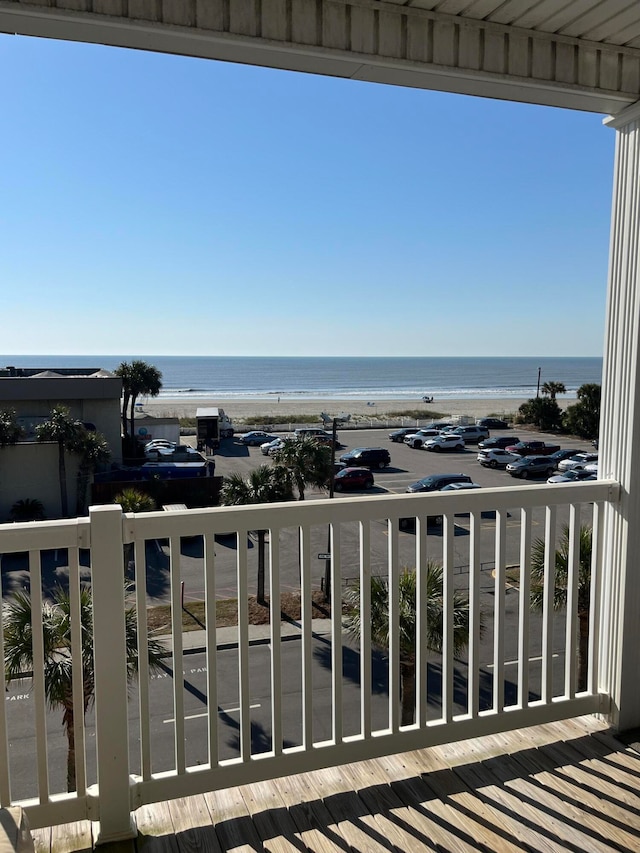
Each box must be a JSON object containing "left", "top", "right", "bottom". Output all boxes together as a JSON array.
[{"left": 0, "top": 480, "right": 618, "bottom": 841}]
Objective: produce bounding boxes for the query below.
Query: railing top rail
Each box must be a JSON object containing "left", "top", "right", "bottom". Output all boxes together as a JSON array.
[
  {"left": 0, "top": 516, "right": 90, "bottom": 552},
  {"left": 114, "top": 479, "right": 619, "bottom": 541}
]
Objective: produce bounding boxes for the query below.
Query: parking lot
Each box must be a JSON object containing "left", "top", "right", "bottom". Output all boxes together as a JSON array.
[{"left": 212, "top": 425, "right": 593, "bottom": 496}]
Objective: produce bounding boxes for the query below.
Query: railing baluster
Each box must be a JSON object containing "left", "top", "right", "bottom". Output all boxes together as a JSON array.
[
  {"left": 360, "top": 521, "right": 372, "bottom": 739},
  {"left": 29, "top": 549, "right": 49, "bottom": 802},
  {"left": 204, "top": 532, "right": 218, "bottom": 767},
  {"left": 169, "top": 536, "right": 186, "bottom": 774},
  {"left": 589, "top": 501, "right": 604, "bottom": 695},
  {"left": 330, "top": 524, "right": 343, "bottom": 745},
  {"left": 388, "top": 517, "right": 400, "bottom": 732},
  {"left": 443, "top": 514, "right": 454, "bottom": 725},
  {"left": 416, "top": 516, "right": 427, "bottom": 728},
  {"left": 542, "top": 505, "right": 557, "bottom": 703},
  {"left": 269, "top": 526, "right": 282, "bottom": 756},
  {"left": 236, "top": 529, "right": 250, "bottom": 760},
  {"left": 299, "top": 525, "right": 313, "bottom": 748},
  {"left": 518, "top": 509, "right": 532, "bottom": 710},
  {"left": 0, "top": 574, "right": 10, "bottom": 805},
  {"left": 494, "top": 509, "right": 507, "bottom": 713},
  {"left": 468, "top": 511, "right": 481, "bottom": 719},
  {"left": 565, "top": 504, "right": 580, "bottom": 698},
  {"left": 68, "top": 546, "right": 87, "bottom": 796},
  {"left": 134, "top": 538, "right": 152, "bottom": 781}
]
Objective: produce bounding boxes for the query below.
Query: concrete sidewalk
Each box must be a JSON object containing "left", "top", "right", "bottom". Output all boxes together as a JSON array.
[{"left": 164, "top": 618, "right": 334, "bottom": 654}]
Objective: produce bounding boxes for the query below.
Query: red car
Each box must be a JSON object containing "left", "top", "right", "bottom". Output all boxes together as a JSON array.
[{"left": 333, "top": 467, "right": 374, "bottom": 491}]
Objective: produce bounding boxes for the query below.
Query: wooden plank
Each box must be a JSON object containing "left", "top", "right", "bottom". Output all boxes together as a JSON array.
[
  {"left": 49, "top": 820, "right": 92, "bottom": 853},
  {"left": 135, "top": 802, "right": 179, "bottom": 853},
  {"left": 340, "top": 763, "right": 440, "bottom": 852},
  {"left": 239, "top": 781, "right": 302, "bottom": 853},
  {"left": 166, "top": 796, "right": 221, "bottom": 853},
  {"left": 273, "top": 772, "right": 347, "bottom": 853},
  {"left": 510, "top": 746, "right": 640, "bottom": 848},
  {"left": 299, "top": 766, "right": 394, "bottom": 852},
  {"left": 202, "top": 787, "right": 262, "bottom": 853},
  {"left": 485, "top": 753, "right": 622, "bottom": 853},
  {"left": 453, "top": 762, "right": 567, "bottom": 853}
]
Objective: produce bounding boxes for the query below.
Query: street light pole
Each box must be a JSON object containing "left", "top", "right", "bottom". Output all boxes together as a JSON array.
[{"left": 536, "top": 366, "right": 541, "bottom": 398}]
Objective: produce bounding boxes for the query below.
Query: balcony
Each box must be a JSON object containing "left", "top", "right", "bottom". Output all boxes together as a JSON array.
[{"left": 1, "top": 479, "right": 631, "bottom": 850}]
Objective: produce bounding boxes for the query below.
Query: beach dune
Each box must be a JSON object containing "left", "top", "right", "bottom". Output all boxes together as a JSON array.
[{"left": 142, "top": 396, "right": 571, "bottom": 423}]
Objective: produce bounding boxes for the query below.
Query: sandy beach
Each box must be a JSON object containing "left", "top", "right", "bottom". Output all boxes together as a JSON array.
[{"left": 142, "top": 396, "right": 572, "bottom": 423}]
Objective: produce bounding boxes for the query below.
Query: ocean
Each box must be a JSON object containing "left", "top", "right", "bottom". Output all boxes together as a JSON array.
[{"left": 0, "top": 356, "right": 603, "bottom": 402}]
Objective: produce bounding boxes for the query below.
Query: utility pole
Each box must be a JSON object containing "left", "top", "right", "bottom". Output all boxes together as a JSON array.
[
  {"left": 324, "top": 417, "right": 337, "bottom": 601},
  {"left": 536, "top": 366, "right": 541, "bottom": 398}
]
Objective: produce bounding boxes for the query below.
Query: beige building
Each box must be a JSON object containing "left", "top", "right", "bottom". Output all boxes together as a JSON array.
[{"left": 0, "top": 366, "right": 122, "bottom": 519}]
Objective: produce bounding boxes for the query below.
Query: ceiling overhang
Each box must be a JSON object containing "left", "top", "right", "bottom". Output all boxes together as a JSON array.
[{"left": 1, "top": 0, "right": 640, "bottom": 115}]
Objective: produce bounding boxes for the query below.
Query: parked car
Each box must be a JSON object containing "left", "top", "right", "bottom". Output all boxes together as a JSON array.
[
  {"left": 404, "top": 428, "right": 442, "bottom": 449},
  {"left": 547, "top": 468, "right": 598, "bottom": 484},
  {"left": 333, "top": 467, "right": 374, "bottom": 491},
  {"left": 546, "top": 449, "right": 584, "bottom": 467},
  {"left": 294, "top": 427, "right": 335, "bottom": 440},
  {"left": 506, "top": 455, "right": 557, "bottom": 479},
  {"left": 442, "top": 425, "right": 489, "bottom": 444},
  {"left": 439, "top": 482, "right": 482, "bottom": 491},
  {"left": 477, "top": 448, "right": 520, "bottom": 469},
  {"left": 389, "top": 427, "right": 418, "bottom": 443},
  {"left": 236, "top": 431, "right": 280, "bottom": 446},
  {"left": 557, "top": 452, "right": 599, "bottom": 472},
  {"left": 476, "top": 417, "right": 510, "bottom": 430},
  {"left": 505, "top": 440, "right": 562, "bottom": 456},
  {"left": 423, "top": 434, "right": 465, "bottom": 452},
  {"left": 477, "top": 435, "right": 520, "bottom": 450},
  {"left": 406, "top": 473, "right": 473, "bottom": 494},
  {"left": 144, "top": 439, "right": 176, "bottom": 451},
  {"left": 401, "top": 473, "right": 474, "bottom": 529},
  {"left": 339, "top": 447, "right": 391, "bottom": 469},
  {"left": 260, "top": 438, "right": 288, "bottom": 456}
]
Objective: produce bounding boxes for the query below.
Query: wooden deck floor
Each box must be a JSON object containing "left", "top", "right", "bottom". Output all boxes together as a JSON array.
[{"left": 32, "top": 715, "right": 640, "bottom": 852}]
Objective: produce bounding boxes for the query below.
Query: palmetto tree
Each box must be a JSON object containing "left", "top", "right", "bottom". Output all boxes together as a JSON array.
[
  {"left": 115, "top": 360, "right": 162, "bottom": 442},
  {"left": 3, "top": 585, "right": 164, "bottom": 791},
  {"left": 221, "top": 465, "right": 293, "bottom": 603},
  {"left": 114, "top": 489, "right": 157, "bottom": 573},
  {"left": 272, "top": 436, "right": 332, "bottom": 501},
  {"left": 530, "top": 524, "right": 592, "bottom": 691},
  {"left": 541, "top": 381, "right": 566, "bottom": 400},
  {"left": 35, "top": 406, "right": 85, "bottom": 517},
  {"left": 343, "top": 565, "right": 470, "bottom": 725},
  {"left": 8, "top": 498, "right": 46, "bottom": 522},
  {"left": 72, "top": 431, "right": 111, "bottom": 516}
]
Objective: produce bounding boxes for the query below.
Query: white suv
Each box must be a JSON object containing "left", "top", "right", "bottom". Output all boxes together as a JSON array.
[
  {"left": 443, "top": 425, "right": 489, "bottom": 444},
  {"left": 424, "top": 434, "right": 465, "bottom": 452},
  {"left": 403, "top": 428, "right": 442, "bottom": 449}
]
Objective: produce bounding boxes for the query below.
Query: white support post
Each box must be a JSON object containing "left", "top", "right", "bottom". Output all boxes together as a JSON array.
[
  {"left": 600, "top": 104, "right": 640, "bottom": 731},
  {"left": 88, "top": 505, "right": 136, "bottom": 841}
]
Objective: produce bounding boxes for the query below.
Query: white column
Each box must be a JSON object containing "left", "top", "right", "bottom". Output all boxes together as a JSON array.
[
  {"left": 89, "top": 505, "right": 136, "bottom": 841},
  {"left": 601, "top": 103, "right": 640, "bottom": 731}
]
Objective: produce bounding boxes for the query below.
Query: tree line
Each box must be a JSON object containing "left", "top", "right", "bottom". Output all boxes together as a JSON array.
[{"left": 516, "top": 381, "right": 601, "bottom": 438}]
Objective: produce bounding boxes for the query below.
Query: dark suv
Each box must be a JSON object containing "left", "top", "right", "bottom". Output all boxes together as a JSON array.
[
  {"left": 401, "top": 473, "right": 473, "bottom": 529},
  {"left": 339, "top": 447, "right": 391, "bottom": 469},
  {"left": 406, "top": 473, "right": 473, "bottom": 494}
]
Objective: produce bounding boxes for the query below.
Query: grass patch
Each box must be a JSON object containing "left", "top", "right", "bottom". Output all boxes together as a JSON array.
[
  {"left": 146, "top": 591, "right": 331, "bottom": 634},
  {"left": 240, "top": 413, "right": 322, "bottom": 426},
  {"left": 179, "top": 417, "right": 196, "bottom": 428},
  {"left": 386, "top": 409, "right": 447, "bottom": 420}
]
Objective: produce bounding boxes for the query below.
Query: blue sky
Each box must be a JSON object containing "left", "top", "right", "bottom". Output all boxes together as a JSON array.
[{"left": 1, "top": 33, "right": 613, "bottom": 357}]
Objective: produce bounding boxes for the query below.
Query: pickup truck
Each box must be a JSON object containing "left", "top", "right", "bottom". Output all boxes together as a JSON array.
[{"left": 505, "top": 440, "right": 561, "bottom": 457}]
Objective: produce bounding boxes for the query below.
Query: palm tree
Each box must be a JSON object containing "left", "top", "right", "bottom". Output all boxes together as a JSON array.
[
  {"left": 114, "top": 489, "right": 157, "bottom": 573},
  {"left": 115, "top": 360, "right": 162, "bottom": 443},
  {"left": 35, "top": 406, "right": 85, "bottom": 518},
  {"left": 221, "top": 465, "right": 293, "bottom": 603},
  {"left": 8, "top": 498, "right": 46, "bottom": 522},
  {"left": 530, "top": 524, "right": 592, "bottom": 691},
  {"left": 272, "top": 436, "right": 332, "bottom": 500},
  {"left": 0, "top": 408, "right": 23, "bottom": 447},
  {"left": 343, "top": 565, "right": 470, "bottom": 725},
  {"left": 541, "top": 381, "right": 566, "bottom": 400},
  {"left": 72, "top": 431, "right": 111, "bottom": 516},
  {"left": 3, "top": 585, "right": 165, "bottom": 791}
]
